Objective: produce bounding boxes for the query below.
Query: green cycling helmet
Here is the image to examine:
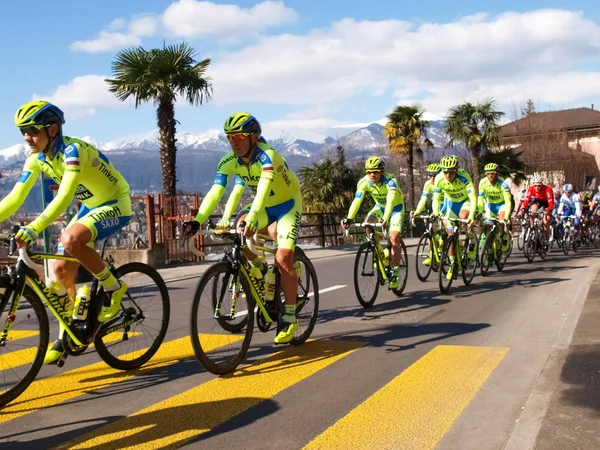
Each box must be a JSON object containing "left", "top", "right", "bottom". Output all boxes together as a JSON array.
[
  {"left": 365, "top": 156, "right": 384, "bottom": 172},
  {"left": 223, "top": 112, "right": 262, "bottom": 135},
  {"left": 484, "top": 163, "right": 498, "bottom": 173},
  {"left": 440, "top": 154, "right": 458, "bottom": 171},
  {"left": 426, "top": 163, "right": 440, "bottom": 175}
]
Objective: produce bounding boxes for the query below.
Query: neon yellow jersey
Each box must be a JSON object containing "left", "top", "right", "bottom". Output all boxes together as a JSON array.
[
  {"left": 0, "top": 136, "right": 130, "bottom": 235},
  {"left": 414, "top": 178, "right": 444, "bottom": 215},
  {"left": 194, "top": 142, "right": 301, "bottom": 224},
  {"left": 347, "top": 173, "right": 405, "bottom": 222},
  {"left": 432, "top": 169, "right": 477, "bottom": 219},
  {"left": 478, "top": 177, "right": 512, "bottom": 215}
]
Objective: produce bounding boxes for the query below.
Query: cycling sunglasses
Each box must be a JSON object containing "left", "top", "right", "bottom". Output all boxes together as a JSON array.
[
  {"left": 227, "top": 133, "right": 251, "bottom": 141},
  {"left": 19, "top": 126, "right": 48, "bottom": 137}
]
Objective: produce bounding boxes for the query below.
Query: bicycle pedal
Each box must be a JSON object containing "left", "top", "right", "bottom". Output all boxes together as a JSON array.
[{"left": 56, "top": 351, "right": 68, "bottom": 368}]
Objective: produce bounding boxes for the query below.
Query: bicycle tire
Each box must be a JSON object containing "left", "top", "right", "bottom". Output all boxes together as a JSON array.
[
  {"left": 0, "top": 278, "right": 49, "bottom": 407},
  {"left": 517, "top": 226, "right": 525, "bottom": 251},
  {"left": 496, "top": 236, "right": 512, "bottom": 272},
  {"left": 290, "top": 252, "right": 319, "bottom": 345},
  {"left": 353, "top": 242, "right": 380, "bottom": 308},
  {"left": 439, "top": 235, "right": 455, "bottom": 294},
  {"left": 190, "top": 261, "right": 254, "bottom": 375},
  {"left": 462, "top": 235, "right": 478, "bottom": 286},
  {"left": 214, "top": 268, "right": 248, "bottom": 333},
  {"left": 480, "top": 232, "right": 495, "bottom": 277},
  {"left": 524, "top": 228, "right": 536, "bottom": 263},
  {"left": 391, "top": 238, "right": 409, "bottom": 296},
  {"left": 94, "top": 262, "right": 170, "bottom": 371},
  {"left": 415, "top": 234, "right": 433, "bottom": 282},
  {"left": 562, "top": 228, "right": 571, "bottom": 255}
]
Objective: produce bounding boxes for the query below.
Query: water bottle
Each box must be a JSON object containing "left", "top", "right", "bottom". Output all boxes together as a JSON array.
[
  {"left": 73, "top": 285, "right": 91, "bottom": 321},
  {"left": 383, "top": 248, "right": 390, "bottom": 265},
  {"left": 263, "top": 265, "right": 276, "bottom": 302}
]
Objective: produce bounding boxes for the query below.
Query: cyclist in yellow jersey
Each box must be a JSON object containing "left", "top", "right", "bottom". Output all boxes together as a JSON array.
[
  {"left": 341, "top": 157, "right": 405, "bottom": 289},
  {"left": 183, "top": 113, "right": 302, "bottom": 344},
  {"left": 410, "top": 163, "right": 443, "bottom": 266},
  {"left": 0, "top": 101, "right": 131, "bottom": 364},
  {"left": 477, "top": 163, "right": 512, "bottom": 250},
  {"left": 432, "top": 155, "right": 477, "bottom": 279}
]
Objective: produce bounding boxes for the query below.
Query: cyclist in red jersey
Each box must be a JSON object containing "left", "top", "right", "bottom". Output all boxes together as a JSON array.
[{"left": 516, "top": 175, "right": 554, "bottom": 240}]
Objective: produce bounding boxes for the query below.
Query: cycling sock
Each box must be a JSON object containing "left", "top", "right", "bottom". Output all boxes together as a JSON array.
[
  {"left": 95, "top": 266, "right": 120, "bottom": 292},
  {"left": 283, "top": 304, "right": 297, "bottom": 324}
]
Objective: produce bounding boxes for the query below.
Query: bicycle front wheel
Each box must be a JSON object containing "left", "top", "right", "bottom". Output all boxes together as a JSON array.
[
  {"left": 353, "top": 242, "right": 380, "bottom": 308},
  {"left": 415, "top": 234, "right": 433, "bottom": 282},
  {"left": 290, "top": 251, "right": 319, "bottom": 345},
  {"left": 190, "top": 262, "right": 254, "bottom": 375},
  {"left": 0, "top": 278, "right": 49, "bottom": 407},
  {"left": 462, "top": 236, "right": 479, "bottom": 286},
  {"left": 439, "top": 235, "right": 456, "bottom": 294},
  {"left": 391, "top": 238, "right": 408, "bottom": 296},
  {"left": 95, "top": 262, "right": 170, "bottom": 371},
  {"left": 480, "top": 233, "right": 495, "bottom": 277}
]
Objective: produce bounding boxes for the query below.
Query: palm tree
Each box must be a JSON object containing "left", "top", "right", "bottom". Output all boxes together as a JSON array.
[
  {"left": 444, "top": 98, "right": 504, "bottom": 187},
  {"left": 479, "top": 147, "right": 527, "bottom": 186},
  {"left": 383, "top": 103, "right": 434, "bottom": 209},
  {"left": 106, "top": 42, "right": 212, "bottom": 196}
]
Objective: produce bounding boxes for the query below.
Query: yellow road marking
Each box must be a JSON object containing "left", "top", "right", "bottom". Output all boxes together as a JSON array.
[
  {"left": 0, "top": 333, "right": 141, "bottom": 372},
  {"left": 0, "top": 334, "right": 238, "bottom": 424},
  {"left": 5, "top": 330, "right": 39, "bottom": 341},
  {"left": 54, "top": 339, "right": 363, "bottom": 450},
  {"left": 305, "top": 345, "right": 508, "bottom": 450}
]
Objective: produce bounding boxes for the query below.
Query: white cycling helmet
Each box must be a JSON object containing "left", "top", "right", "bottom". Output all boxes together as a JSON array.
[
  {"left": 553, "top": 187, "right": 561, "bottom": 195},
  {"left": 531, "top": 175, "right": 543, "bottom": 184},
  {"left": 563, "top": 183, "right": 573, "bottom": 192}
]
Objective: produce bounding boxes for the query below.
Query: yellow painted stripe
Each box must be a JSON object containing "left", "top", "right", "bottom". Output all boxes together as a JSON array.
[
  {"left": 0, "top": 332, "right": 141, "bottom": 372},
  {"left": 305, "top": 345, "right": 508, "bottom": 450},
  {"left": 6, "top": 330, "right": 39, "bottom": 341},
  {"left": 0, "top": 334, "right": 239, "bottom": 424},
  {"left": 54, "top": 339, "right": 363, "bottom": 450}
]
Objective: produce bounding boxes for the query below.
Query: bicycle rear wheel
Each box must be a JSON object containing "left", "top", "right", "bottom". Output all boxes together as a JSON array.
[
  {"left": 353, "top": 242, "right": 380, "bottom": 308},
  {"left": 290, "top": 252, "right": 319, "bottom": 345},
  {"left": 480, "top": 233, "right": 495, "bottom": 277},
  {"left": 415, "top": 234, "right": 433, "bottom": 282},
  {"left": 517, "top": 226, "right": 525, "bottom": 251},
  {"left": 391, "top": 239, "right": 408, "bottom": 296},
  {"left": 95, "top": 262, "right": 170, "bottom": 371},
  {"left": 0, "top": 278, "right": 48, "bottom": 407},
  {"left": 462, "top": 235, "right": 479, "bottom": 286},
  {"left": 524, "top": 228, "right": 536, "bottom": 263},
  {"left": 190, "top": 262, "right": 254, "bottom": 375}
]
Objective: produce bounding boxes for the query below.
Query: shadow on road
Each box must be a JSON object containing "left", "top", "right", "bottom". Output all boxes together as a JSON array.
[{"left": 557, "top": 344, "right": 600, "bottom": 412}]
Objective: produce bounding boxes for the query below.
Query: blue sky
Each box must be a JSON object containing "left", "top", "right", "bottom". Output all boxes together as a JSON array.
[{"left": 1, "top": 0, "right": 600, "bottom": 149}]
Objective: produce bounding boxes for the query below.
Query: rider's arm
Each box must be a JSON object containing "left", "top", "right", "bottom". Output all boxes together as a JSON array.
[
  {"left": 463, "top": 173, "right": 477, "bottom": 220},
  {"left": 477, "top": 179, "right": 486, "bottom": 214},
  {"left": 557, "top": 196, "right": 564, "bottom": 216},
  {"left": 574, "top": 194, "right": 582, "bottom": 217},
  {"left": 222, "top": 176, "right": 245, "bottom": 219},
  {"left": 27, "top": 145, "right": 84, "bottom": 234},
  {"left": 194, "top": 176, "right": 228, "bottom": 224},
  {"left": 382, "top": 177, "right": 399, "bottom": 222},
  {"left": 347, "top": 178, "right": 367, "bottom": 220},
  {"left": 546, "top": 187, "right": 555, "bottom": 211},
  {"left": 501, "top": 180, "right": 512, "bottom": 216},
  {"left": 432, "top": 175, "right": 443, "bottom": 215},
  {"left": 414, "top": 181, "right": 432, "bottom": 215},
  {"left": 0, "top": 159, "right": 40, "bottom": 222}
]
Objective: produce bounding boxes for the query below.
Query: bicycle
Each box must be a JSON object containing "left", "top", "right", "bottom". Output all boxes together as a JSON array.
[
  {"left": 560, "top": 215, "right": 579, "bottom": 255},
  {"left": 516, "top": 216, "right": 528, "bottom": 251},
  {"left": 189, "top": 225, "right": 319, "bottom": 375},
  {"left": 439, "top": 218, "right": 478, "bottom": 294},
  {"left": 479, "top": 218, "right": 512, "bottom": 276},
  {"left": 522, "top": 212, "right": 548, "bottom": 263},
  {"left": 0, "top": 229, "right": 170, "bottom": 407},
  {"left": 349, "top": 222, "right": 408, "bottom": 308},
  {"left": 412, "top": 215, "right": 444, "bottom": 282}
]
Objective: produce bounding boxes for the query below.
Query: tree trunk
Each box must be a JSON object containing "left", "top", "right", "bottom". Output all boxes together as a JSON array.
[
  {"left": 157, "top": 98, "right": 177, "bottom": 196},
  {"left": 407, "top": 145, "right": 415, "bottom": 210},
  {"left": 471, "top": 147, "right": 480, "bottom": 188}
]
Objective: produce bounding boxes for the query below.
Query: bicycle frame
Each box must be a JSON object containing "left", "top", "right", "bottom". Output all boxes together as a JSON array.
[
  {"left": 350, "top": 223, "right": 390, "bottom": 282},
  {"left": 413, "top": 215, "right": 444, "bottom": 266}
]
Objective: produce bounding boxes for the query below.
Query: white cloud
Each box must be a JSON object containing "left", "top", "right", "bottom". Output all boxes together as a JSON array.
[
  {"left": 108, "top": 18, "right": 126, "bottom": 31},
  {"left": 34, "top": 75, "right": 124, "bottom": 119},
  {"left": 163, "top": 0, "right": 298, "bottom": 39},
  {"left": 69, "top": 31, "right": 141, "bottom": 53},
  {"left": 129, "top": 15, "right": 159, "bottom": 37}
]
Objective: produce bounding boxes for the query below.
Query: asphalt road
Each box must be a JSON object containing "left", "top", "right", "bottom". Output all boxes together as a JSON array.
[{"left": 0, "top": 243, "right": 598, "bottom": 450}]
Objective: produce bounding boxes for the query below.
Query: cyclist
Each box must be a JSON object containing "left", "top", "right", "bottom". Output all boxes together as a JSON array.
[
  {"left": 341, "top": 157, "right": 405, "bottom": 289},
  {"left": 557, "top": 183, "right": 582, "bottom": 239},
  {"left": 432, "top": 154, "right": 477, "bottom": 280},
  {"left": 0, "top": 101, "right": 131, "bottom": 364},
  {"left": 516, "top": 176, "right": 554, "bottom": 241},
  {"left": 410, "top": 163, "right": 443, "bottom": 266},
  {"left": 592, "top": 187, "right": 600, "bottom": 217},
  {"left": 182, "top": 113, "right": 302, "bottom": 344},
  {"left": 477, "top": 163, "right": 512, "bottom": 250}
]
